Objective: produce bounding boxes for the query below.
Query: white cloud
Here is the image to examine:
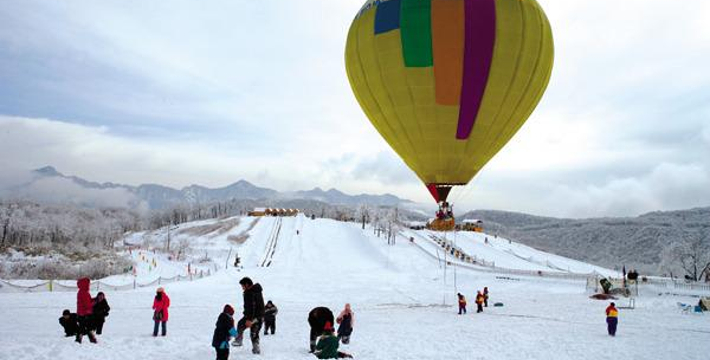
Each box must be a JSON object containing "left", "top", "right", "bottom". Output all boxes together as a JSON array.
[{"left": 1, "top": 1, "right": 710, "bottom": 217}]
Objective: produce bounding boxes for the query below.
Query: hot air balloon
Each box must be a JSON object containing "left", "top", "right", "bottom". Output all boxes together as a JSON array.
[{"left": 345, "top": 0, "right": 554, "bottom": 230}]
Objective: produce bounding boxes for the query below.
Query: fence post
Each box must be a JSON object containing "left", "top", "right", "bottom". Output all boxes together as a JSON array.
[
  {"left": 133, "top": 278, "right": 136, "bottom": 290},
  {"left": 49, "top": 280, "right": 53, "bottom": 292},
  {"left": 158, "top": 277, "right": 161, "bottom": 285}
]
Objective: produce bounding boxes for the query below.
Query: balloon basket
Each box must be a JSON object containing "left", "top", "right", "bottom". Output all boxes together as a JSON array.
[{"left": 428, "top": 217, "right": 456, "bottom": 232}]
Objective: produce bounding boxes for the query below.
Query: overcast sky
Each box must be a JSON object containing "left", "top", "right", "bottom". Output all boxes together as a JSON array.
[{"left": 1, "top": 0, "right": 709, "bottom": 218}]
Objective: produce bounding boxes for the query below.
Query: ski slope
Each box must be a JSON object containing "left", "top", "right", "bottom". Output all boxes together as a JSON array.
[{"left": 0, "top": 214, "right": 708, "bottom": 360}]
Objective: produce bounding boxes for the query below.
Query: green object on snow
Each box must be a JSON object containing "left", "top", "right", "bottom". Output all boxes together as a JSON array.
[{"left": 494, "top": 302, "right": 504, "bottom": 307}]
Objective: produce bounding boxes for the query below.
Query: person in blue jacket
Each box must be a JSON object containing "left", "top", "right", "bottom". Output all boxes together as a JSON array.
[{"left": 213, "top": 305, "right": 238, "bottom": 360}]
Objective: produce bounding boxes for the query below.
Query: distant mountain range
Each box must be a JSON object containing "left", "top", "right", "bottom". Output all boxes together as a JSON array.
[
  {"left": 459, "top": 208, "right": 710, "bottom": 276},
  {"left": 1, "top": 166, "right": 411, "bottom": 209}
]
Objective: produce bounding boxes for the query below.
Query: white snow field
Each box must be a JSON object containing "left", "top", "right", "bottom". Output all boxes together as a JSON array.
[{"left": 1, "top": 214, "right": 708, "bottom": 360}]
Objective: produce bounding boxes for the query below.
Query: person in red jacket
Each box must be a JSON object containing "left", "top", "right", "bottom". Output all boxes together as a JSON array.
[
  {"left": 152, "top": 287, "right": 170, "bottom": 337},
  {"left": 606, "top": 302, "right": 619, "bottom": 336},
  {"left": 75, "top": 277, "right": 97, "bottom": 343}
]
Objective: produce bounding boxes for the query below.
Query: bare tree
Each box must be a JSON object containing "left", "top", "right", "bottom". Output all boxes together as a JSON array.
[{"left": 671, "top": 231, "right": 710, "bottom": 281}]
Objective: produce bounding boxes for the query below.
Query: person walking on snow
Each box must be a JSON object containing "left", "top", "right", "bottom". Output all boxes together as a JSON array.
[
  {"left": 308, "top": 307, "right": 334, "bottom": 353},
  {"left": 233, "top": 277, "right": 265, "bottom": 354},
  {"left": 314, "top": 321, "right": 353, "bottom": 359},
  {"left": 483, "top": 287, "right": 489, "bottom": 307},
  {"left": 336, "top": 303, "right": 354, "bottom": 344},
  {"left": 92, "top": 292, "right": 110, "bottom": 335},
  {"left": 213, "top": 304, "right": 238, "bottom": 360},
  {"left": 457, "top": 293, "right": 467, "bottom": 315},
  {"left": 264, "top": 300, "right": 278, "bottom": 335},
  {"left": 606, "top": 302, "right": 619, "bottom": 336},
  {"left": 152, "top": 287, "right": 170, "bottom": 336},
  {"left": 75, "top": 277, "right": 97, "bottom": 343},
  {"left": 475, "top": 291, "right": 485, "bottom": 313}
]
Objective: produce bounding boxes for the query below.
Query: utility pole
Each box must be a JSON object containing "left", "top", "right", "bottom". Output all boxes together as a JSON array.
[{"left": 166, "top": 221, "right": 171, "bottom": 252}]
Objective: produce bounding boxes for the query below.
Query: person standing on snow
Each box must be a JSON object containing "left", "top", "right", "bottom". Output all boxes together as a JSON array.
[
  {"left": 213, "top": 304, "right": 238, "bottom": 360},
  {"left": 263, "top": 300, "right": 278, "bottom": 335},
  {"left": 92, "top": 292, "right": 110, "bottom": 335},
  {"left": 152, "top": 287, "right": 170, "bottom": 336},
  {"left": 233, "top": 277, "right": 265, "bottom": 354},
  {"left": 308, "top": 306, "right": 334, "bottom": 353},
  {"left": 606, "top": 302, "right": 619, "bottom": 336},
  {"left": 457, "top": 293, "right": 467, "bottom": 315},
  {"left": 483, "top": 287, "right": 489, "bottom": 307},
  {"left": 75, "top": 277, "right": 97, "bottom": 343},
  {"left": 336, "top": 303, "right": 354, "bottom": 344},
  {"left": 475, "top": 291, "right": 485, "bottom": 313}
]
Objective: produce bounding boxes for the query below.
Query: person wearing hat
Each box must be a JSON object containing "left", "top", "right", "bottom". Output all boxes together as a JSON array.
[
  {"left": 263, "top": 300, "right": 278, "bottom": 335},
  {"left": 308, "top": 307, "right": 334, "bottom": 353},
  {"left": 212, "top": 304, "right": 238, "bottom": 360},
  {"left": 314, "top": 321, "right": 353, "bottom": 359},
  {"left": 606, "top": 302, "right": 619, "bottom": 336},
  {"left": 475, "top": 291, "right": 485, "bottom": 313},
  {"left": 152, "top": 287, "right": 170, "bottom": 337},
  {"left": 59, "top": 309, "right": 79, "bottom": 337},
  {"left": 457, "top": 293, "right": 467, "bottom": 315},
  {"left": 336, "top": 303, "right": 354, "bottom": 344}
]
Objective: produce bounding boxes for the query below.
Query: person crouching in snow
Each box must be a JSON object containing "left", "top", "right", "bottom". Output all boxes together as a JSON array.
[
  {"left": 336, "top": 303, "right": 354, "bottom": 344},
  {"left": 475, "top": 291, "right": 485, "bottom": 313},
  {"left": 314, "top": 321, "right": 353, "bottom": 359},
  {"left": 59, "top": 309, "right": 79, "bottom": 337},
  {"left": 152, "top": 287, "right": 170, "bottom": 336},
  {"left": 606, "top": 302, "right": 619, "bottom": 336},
  {"left": 213, "top": 305, "right": 238, "bottom": 360},
  {"left": 92, "top": 292, "right": 110, "bottom": 335},
  {"left": 308, "top": 306, "right": 334, "bottom": 353},
  {"left": 457, "top": 293, "right": 467, "bottom": 315},
  {"left": 76, "top": 277, "right": 97, "bottom": 343}
]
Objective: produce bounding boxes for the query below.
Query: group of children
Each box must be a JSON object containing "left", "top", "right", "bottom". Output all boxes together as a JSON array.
[
  {"left": 457, "top": 287, "right": 489, "bottom": 315},
  {"left": 209, "top": 276, "right": 354, "bottom": 360},
  {"left": 60, "top": 278, "right": 169, "bottom": 343},
  {"left": 59, "top": 278, "right": 111, "bottom": 343}
]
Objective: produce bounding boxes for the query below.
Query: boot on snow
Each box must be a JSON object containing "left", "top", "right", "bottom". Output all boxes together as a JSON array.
[
  {"left": 232, "top": 334, "right": 243, "bottom": 347},
  {"left": 252, "top": 342, "right": 261, "bottom": 354}
]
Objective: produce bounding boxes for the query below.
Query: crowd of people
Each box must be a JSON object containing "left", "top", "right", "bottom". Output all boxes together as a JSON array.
[
  {"left": 60, "top": 276, "right": 355, "bottom": 359},
  {"left": 61, "top": 275, "right": 624, "bottom": 358}
]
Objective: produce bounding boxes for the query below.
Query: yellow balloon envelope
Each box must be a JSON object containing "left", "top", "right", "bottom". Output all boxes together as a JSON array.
[{"left": 345, "top": 0, "right": 554, "bottom": 203}]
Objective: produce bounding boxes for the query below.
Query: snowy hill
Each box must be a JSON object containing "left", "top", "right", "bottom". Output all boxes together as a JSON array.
[
  {"left": 0, "top": 215, "right": 708, "bottom": 360},
  {"left": 461, "top": 208, "right": 710, "bottom": 276}
]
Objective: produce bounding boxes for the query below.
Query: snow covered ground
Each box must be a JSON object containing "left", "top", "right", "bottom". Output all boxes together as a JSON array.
[{"left": 1, "top": 215, "right": 708, "bottom": 360}]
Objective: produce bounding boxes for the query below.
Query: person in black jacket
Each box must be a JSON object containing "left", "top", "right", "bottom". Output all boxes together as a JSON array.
[
  {"left": 308, "top": 306, "right": 334, "bottom": 353},
  {"left": 232, "top": 277, "right": 265, "bottom": 354},
  {"left": 59, "top": 309, "right": 79, "bottom": 337},
  {"left": 92, "top": 292, "right": 110, "bottom": 335},
  {"left": 263, "top": 300, "right": 278, "bottom": 335},
  {"left": 212, "top": 305, "right": 238, "bottom": 360}
]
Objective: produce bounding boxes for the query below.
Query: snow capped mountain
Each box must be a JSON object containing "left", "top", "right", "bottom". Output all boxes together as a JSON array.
[{"left": 1, "top": 167, "right": 410, "bottom": 209}]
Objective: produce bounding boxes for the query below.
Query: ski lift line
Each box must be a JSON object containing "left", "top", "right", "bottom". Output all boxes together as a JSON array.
[
  {"left": 406, "top": 231, "right": 602, "bottom": 281},
  {"left": 259, "top": 217, "right": 282, "bottom": 267}
]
